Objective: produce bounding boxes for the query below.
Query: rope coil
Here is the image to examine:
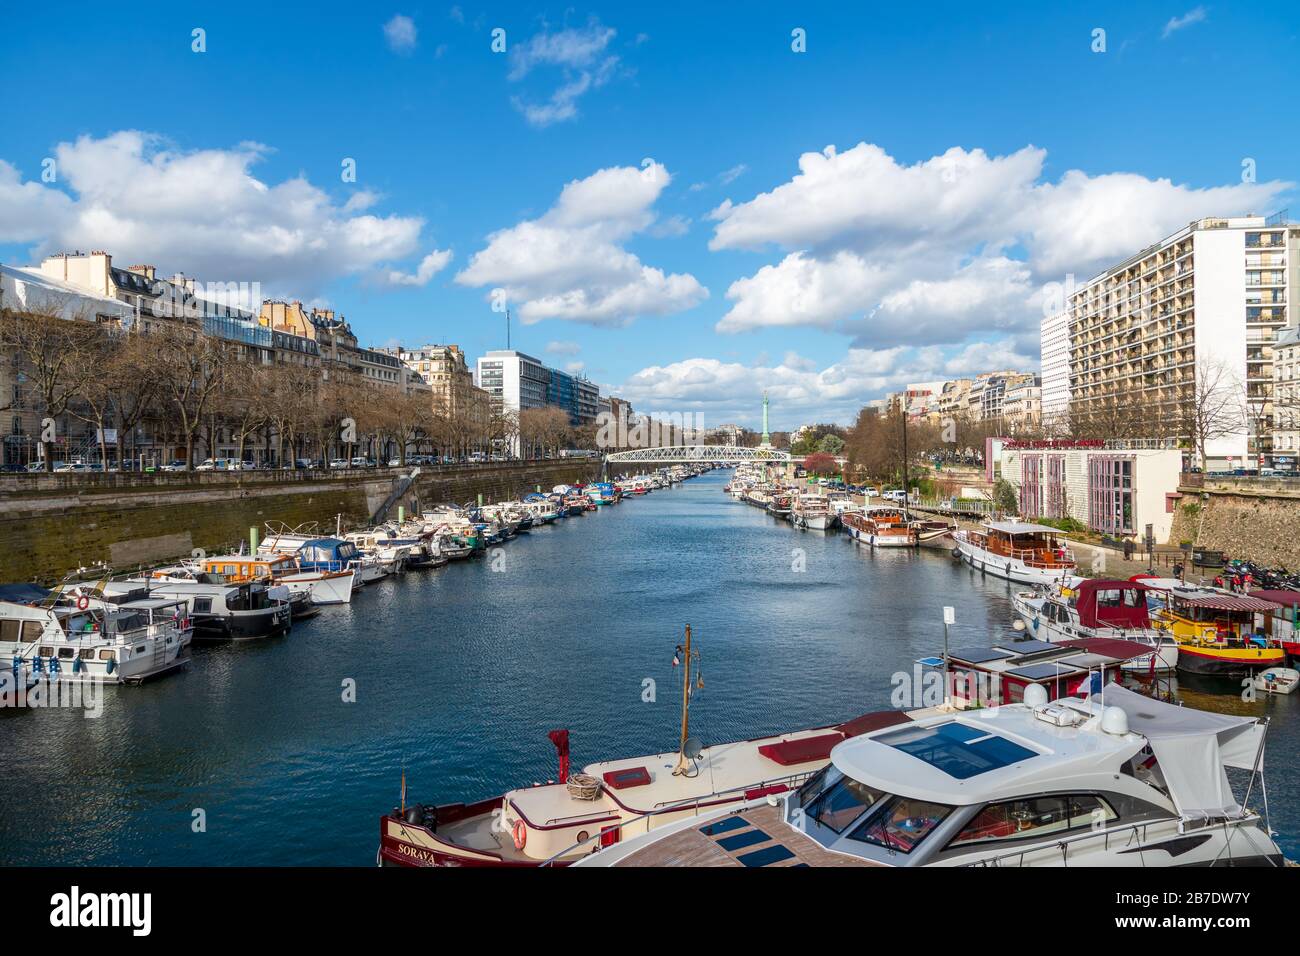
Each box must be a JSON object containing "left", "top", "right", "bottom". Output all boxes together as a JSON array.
[{"left": 565, "top": 773, "right": 601, "bottom": 801}]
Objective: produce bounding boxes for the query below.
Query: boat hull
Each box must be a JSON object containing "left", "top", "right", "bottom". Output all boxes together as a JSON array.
[
  {"left": 1175, "top": 644, "right": 1287, "bottom": 677},
  {"left": 955, "top": 536, "right": 1075, "bottom": 586}
]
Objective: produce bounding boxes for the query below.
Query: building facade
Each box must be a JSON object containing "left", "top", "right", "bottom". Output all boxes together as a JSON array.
[
  {"left": 1041, "top": 214, "right": 1300, "bottom": 469},
  {"left": 1272, "top": 326, "right": 1300, "bottom": 469},
  {"left": 474, "top": 349, "right": 601, "bottom": 426},
  {"left": 992, "top": 438, "right": 1183, "bottom": 544}
]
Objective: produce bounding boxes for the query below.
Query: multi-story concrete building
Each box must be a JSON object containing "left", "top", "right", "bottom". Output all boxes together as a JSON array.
[
  {"left": 1040, "top": 308, "right": 1071, "bottom": 426},
  {"left": 474, "top": 349, "right": 600, "bottom": 426},
  {"left": 1042, "top": 214, "right": 1300, "bottom": 469},
  {"left": 1272, "top": 326, "right": 1300, "bottom": 469}
]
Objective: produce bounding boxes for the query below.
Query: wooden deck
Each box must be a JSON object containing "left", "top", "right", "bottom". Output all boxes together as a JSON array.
[{"left": 612, "top": 804, "right": 881, "bottom": 867}]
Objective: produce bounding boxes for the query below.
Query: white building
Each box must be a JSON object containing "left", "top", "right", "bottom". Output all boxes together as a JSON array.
[
  {"left": 992, "top": 438, "right": 1184, "bottom": 544},
  {"left": 1040, "top": 307, "right": 1070, "bottom": 426},
  {"left": 1041, "top": 214, "right": 1299, "bottom": 468},
  {"left": 1272, "top": 326, "right": 1300, "bottom": 470},
  {"left": 474, "top": 349, "right": 600, "bottom": 425}
]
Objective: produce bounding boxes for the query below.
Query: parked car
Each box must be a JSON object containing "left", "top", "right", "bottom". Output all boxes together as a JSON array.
[
  {"left": 329, "top": 459, "right": 349, "bottom": 469},
  {"left": 349, "top": 456, "right": 371, "bottom": 468},
  {"left": 160, "top": 460, "right": 188, "bottom": 472}
]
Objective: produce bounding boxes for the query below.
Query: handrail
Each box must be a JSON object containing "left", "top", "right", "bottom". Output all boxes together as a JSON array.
[{"left": 959, "top": 810, "right": 1263, "bottom": 867}]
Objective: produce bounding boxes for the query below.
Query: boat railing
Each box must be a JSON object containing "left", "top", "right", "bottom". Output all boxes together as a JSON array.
[
  {"left": 537, "top": 769, "right": 819, "bottom": 865},
  {"left": 959, "top": 810, "right": 1271, "bottom": 867}
]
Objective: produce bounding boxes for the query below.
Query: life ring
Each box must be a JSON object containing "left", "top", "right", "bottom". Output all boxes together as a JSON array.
[
  {"left": 76, "top": 595, "right": 90, "bottom": 611},
  {"left": 512, "top": 819, "right": 527, "bottom": 851}
]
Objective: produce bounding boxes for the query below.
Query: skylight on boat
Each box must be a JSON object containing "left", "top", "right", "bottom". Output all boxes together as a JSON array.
[{"left": 876, "top": 722, "right": 1038, "bottom": 780}]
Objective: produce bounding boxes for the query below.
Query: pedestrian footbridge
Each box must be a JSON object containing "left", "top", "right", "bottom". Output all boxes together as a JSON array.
[{"left": 603, "top": 445, "right": 791, "bottom": 464}]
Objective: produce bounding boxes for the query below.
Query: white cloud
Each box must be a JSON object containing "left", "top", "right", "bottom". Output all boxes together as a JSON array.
[
  {"left": 456, "top": 160, "right": 707, "bottom": 326},
  {"left": 507, "top": 20, "right": 621, "bottom": 127},
  {"left": 1163, "top": 7, "right": 1207, "bottom": 38},
  {"left": 383, "top": 15, "right": 418, "bottom": 54},
  {"left": 0, "top": 131, "right": 427, "bottom": 296},
  {"left": 545, "top": 340, "right": 582, "bottom": 356},
  {"left": 378, "top": 248, "right": 453, "bottom": 287},
  {"left": 719, "top": 164, "right": 748, "bottom": 185},
  {"left": 710, "top": 141, "right": 1290, "bottom": 347}
]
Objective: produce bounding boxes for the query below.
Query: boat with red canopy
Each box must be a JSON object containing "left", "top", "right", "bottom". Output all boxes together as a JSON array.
[{"left": 1012, "top": 579, "right": 1178, "bottom": 672}]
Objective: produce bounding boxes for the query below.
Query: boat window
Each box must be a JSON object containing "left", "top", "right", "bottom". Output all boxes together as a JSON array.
[
  {"left": 876, "top": 722, "right": 1038, "bottom": 779},
  {"left": 22, "top": 621, "right": 43, "bottom": 642},
  {"left": 806, "top": 777, "right": 887, "bottom": 833},
  {"left": 98, "top": 649, "right": 116, "bottom": 660},
  {"left": 795, "top": 766, "right": 836, "bottom": 807},
  {"left": 849, "top": 796, "right": 953, "bottom": 854},
  {"left": 0, "top": 620, "right": 19, "bottom": 642},
  {"left": 193, "top": 599, "right": 212, "bottom": 613},
  {"left": 947, "top": 794, "right": 1117, "bottom": 848}
]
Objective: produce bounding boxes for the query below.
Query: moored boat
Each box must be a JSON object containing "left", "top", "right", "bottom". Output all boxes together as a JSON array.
[
  {"left": 1148, "top": 587, "right": 1286, "bottom": 677},
  {"left": 579, "top": 686, "right": 1283, "bottom": 868},
  {"left": 953, "top": 521, "right": 1076, "bottom": 585},
  {"left": 843, "top": 506, "right": 915, "bottom": 547},
  {"left": 1012, "top": 578, "right": 1179, "bottom": 673}
]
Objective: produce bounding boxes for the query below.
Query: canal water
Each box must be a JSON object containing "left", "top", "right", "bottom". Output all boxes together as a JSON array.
[{"left": 2, "top": 469, "right": 1296, "bottom": 865}]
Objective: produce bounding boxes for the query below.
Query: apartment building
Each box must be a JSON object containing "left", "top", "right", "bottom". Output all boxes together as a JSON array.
[
  {"left": 1272, "top": 326, "right": 1300, "bottom": 468},
  {"left": 1041, "top": 214, "right": 1300, "bottom": 469},
  {"left": 474, "top": 349, "right": 601, "bottom": 426},
  {"left": 0, "top": 262, "right": 138, "bottom": 467},
  {"left": 1002, "top": 376, "right": 1042, "bottom": 433},
  {"left": 378, "top": 343, "right": 492, "bottom": 436},
  {"left": 1040, "top": 308, "right": 1070, "bottom": 425},
  {"left": 259, "top": 300, "right": 421, "bottom": 391}
]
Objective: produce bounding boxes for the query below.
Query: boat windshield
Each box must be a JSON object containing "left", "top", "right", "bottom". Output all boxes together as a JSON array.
[
  {"left": 806, "top": 776, "right": 889, "bottom": 833},
  {"left": 848, "top": 796, "right": 953, "bottom": 854}
]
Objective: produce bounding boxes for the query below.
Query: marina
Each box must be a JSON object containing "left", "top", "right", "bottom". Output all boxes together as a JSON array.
[{"left": 4, "top": 469, "right": 1299, "bottom": 866}]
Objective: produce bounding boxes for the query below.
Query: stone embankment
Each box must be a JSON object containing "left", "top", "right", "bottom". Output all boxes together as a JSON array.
[{"left": 0, "top": 459, "right": 601, "bottom": 583}]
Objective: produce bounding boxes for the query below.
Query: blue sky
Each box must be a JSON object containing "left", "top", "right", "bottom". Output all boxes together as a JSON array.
[{"left": 1, "top": 2, "right": 1297, "bottom": 428}]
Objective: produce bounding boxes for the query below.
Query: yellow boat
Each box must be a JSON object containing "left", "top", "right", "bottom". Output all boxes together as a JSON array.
[{"left": 1150, "top": 588, "right": 1285, "bottom": 677}]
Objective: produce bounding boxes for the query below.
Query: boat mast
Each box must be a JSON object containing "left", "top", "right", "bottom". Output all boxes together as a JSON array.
[{"left": 673, "top": 624, "right": 696, "bottom": 776}]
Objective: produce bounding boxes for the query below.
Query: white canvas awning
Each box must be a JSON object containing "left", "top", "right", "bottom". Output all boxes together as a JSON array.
[{"left": 1103, "top": 685, "right": 1265, "bottom": 821}]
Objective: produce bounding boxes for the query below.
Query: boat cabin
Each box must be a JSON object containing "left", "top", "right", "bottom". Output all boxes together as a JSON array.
[
  {"left": 933, "top": 636, "right": 1152, "bottom": 707},
  {"left": 1151, "top": 589, "right": 1281, "bottom": 648},
  {"left": 968, "top": 521, "right": 1074, "bottom": 571}
]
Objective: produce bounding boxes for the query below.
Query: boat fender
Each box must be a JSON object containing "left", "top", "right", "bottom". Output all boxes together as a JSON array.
[
  {"left": 49, "top": 656, "right": 60, "bottom": 679},
  {"left": 105, "top": 657, "right": 115, "bottom": 674},
  {"left": 76, "top": 594, "right": 90, "bottom": 611},
  {"left": 512, "top": 819, "right": 527, "bottom": 851},
  {"left": 73, "top": 657, "right": 83, "bottom": 673},
  {"left": 11, "top": 656, "right": 20, "bottom": 674},
  {"left": 32, "top": 656, "right": 43, "bottom": 674}
]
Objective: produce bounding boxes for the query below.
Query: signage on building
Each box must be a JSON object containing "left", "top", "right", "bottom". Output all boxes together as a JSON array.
[{"left": 1003, "top": 439, "right": 1105, "bottom": 450}]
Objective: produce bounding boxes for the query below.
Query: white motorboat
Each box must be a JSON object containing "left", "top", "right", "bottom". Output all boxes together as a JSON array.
[
  {"left": 1, "top": 586, "right": 188, "bottom": 684},
  {"left": 1251, "top": 667, "right": 1299, "bottom": 695},
  {"left": 105, "top": 578, "right": 291, "bottom": 641},
  {"left": 954, "top": 521, "right": 1077, "bottom": 585},
  {"left": 790, "top": 494, "right": 832, "bottom": 531},
  {"left": 578, "top": 685, "right": 1284, "bottom": 868},
  {"left": 1012, "top": 578, "right": 1179, "bottom": 673}
]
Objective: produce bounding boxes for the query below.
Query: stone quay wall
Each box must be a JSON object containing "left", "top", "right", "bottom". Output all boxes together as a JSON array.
[{"left": 0, "top": 460, "right": 601, "bottom": 583}]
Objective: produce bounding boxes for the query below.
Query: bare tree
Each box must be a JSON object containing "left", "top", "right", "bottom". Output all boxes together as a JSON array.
[
  {"left": 0, "top": 303, "right": 100, "bottom": 470},
  {"left": 152, "top": 324, "right": 231, "bottom": 470},
  {"left": 1181, "top": 357, "right": 1245, "bottom": 471}
]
